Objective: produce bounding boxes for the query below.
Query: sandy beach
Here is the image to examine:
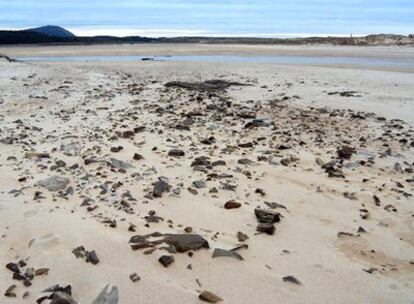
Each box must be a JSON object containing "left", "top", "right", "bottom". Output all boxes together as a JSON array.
[{"left": 0, "top": 44, "right": 413, "bottom": 304}]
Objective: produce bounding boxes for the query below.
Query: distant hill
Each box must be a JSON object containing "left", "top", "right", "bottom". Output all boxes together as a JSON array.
[
  {"left": 26, "top": 25, "right": 75, "bottom": 38},
  {"left": 0, "top": 26, "right": 413, "bottom": 46}
]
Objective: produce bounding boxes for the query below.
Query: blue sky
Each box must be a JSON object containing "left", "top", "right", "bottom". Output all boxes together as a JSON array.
[{"left": 0, "top": 0, "right": 413, "bottom": 37}]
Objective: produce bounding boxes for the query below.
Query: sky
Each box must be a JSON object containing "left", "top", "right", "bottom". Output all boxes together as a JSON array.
[{"left": 0, "top": 0, "right": 413, "bottom": 37}]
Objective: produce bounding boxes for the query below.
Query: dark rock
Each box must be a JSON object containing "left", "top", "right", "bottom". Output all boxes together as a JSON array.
[
  {"left": 282, "top": 275, "right": 302, "bottom": 285},
  {"left": 153, "top": 179, "right": 170, "bottom": 198},
  {"left": 199, "top": 290, "right": 223, "bottom": 303},
  {"left": 121, "top": 130, "right": 135, "bottom": 138},
  {"left": 237, "top": 231, "right": 249, "bottom": 242},
  {"left": 129, "top": 273, "right": 140, "bottom": 282},
  {"left": 238, "top": 142, "right": 253, "bottom": 148},
  {"left": 159, "top": 255, "right": 174, "bottom": 267},
  {"left": 254, "top": 209, "right": 281, "bottom": 223},
  {"left": 256, "top": 223, "right": 275, "bottom": 235},
  {"left": 224, "top": 200, "right": 241, "bottom": 209},
  {"left": 212, "top": 248, "right": 244, "bottom": 260},
  {"left": 337, "top": 146, "right": 356, "bottom": 160},
  {"left": 129, "top": 233, "right": 209, "bottom": 253},
  {"left": 86, "top": 250, "right": 100, "bottom": 265},
  {"left": 165, "top": 79, "right": 246, "bottom": 92},
  {"left": 5, "top": 262, "right": 20, "bottom": 273},
  {"left": 168, "top": 149, "right": 185, "bottom": 157},
  {"left": 133, "top": 153, "right": 144, "bottom": 161}
]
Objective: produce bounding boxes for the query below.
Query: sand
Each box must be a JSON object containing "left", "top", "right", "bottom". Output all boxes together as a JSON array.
[{"left": 0, "top": 45, "right": 413, "bottom": 304}]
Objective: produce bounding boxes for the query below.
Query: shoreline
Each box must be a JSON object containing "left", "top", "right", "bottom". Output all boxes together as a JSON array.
[{"left": 2, "top": 43, "right": 414, "bottom": 60}]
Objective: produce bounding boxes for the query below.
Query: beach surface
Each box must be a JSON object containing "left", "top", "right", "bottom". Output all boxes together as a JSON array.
[{"left": 0, "top": 44, "right": 413, "bottom": 303}]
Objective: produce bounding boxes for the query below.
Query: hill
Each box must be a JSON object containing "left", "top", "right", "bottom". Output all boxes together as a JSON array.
[{"left": 26, "top": 25, "right": 75, "bottom": 38}]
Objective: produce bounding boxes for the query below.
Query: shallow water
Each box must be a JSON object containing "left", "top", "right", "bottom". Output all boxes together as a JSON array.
[{"left": 17, "top": 54, "right": 414, "bottom": 68}]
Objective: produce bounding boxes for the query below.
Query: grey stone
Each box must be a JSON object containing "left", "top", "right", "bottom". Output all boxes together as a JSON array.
[
  {"left": 37, "top": 176, "right": 70, "bottom": 192},
  {"left": 92, "top": 285, "right": 119, "bottom": 304}
]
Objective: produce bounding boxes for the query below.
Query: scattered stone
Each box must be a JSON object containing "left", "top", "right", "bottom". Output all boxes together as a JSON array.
[
  {"left": 92, "top": 285, "right": 119, "bottom": 304},
  {"left": 25, "top": 152, "right": 50, "bottom": 158},
  {"left": 133, "top": 153, "right": 144, "bottom": 161},
  {"left": 129, "top": 273, "right": 141, "bottom": 282},
  {"left": 224, "top": 200, "right": 241, "bottom": 209},
  {"left": 4, "top": 284, "right": 17, "bottom": 297},
  {"left": 168, "top": 149, "right": 185, "bottom": 157},
  {"left": 337, "top": 146, "right": 356, "bottom": 160},
  {"left": 199, "top": 290, "right": 223, "bottom": 303},
  {"left": 212, "top": 248, "right": 244, "bottom": 260},
  {"left": 36, "top": 176, "right": 70, "bottom": 192},
  {"left": 159, "top": 255, "right": 174, "bottom": 267},
  {"left": 153, "top": 178, "right": 170, "bottom": 198},
  {"left": 282, "top": 275, "right": 302, "bottom": 285},
  {"left": 72, "top": 246, "right": 99, "bottom": 265},
  {"left": 237, "top": 231, "right": 249, "bottom": 242},
  {"left": 130, "top": 233, "right": 209, "bottom": 253}
]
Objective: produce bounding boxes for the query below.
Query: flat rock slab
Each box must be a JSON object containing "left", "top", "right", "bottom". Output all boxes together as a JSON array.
[
  {"left": 164, "top": 79, "right": 247, "bottom": 92},
  {"left": 36, "top": 176, "right": 70, "bottom": 192},
  {"left": 92, "top": 285, "right": 119, "bottom": 304},
  {"left": 130, "top": 233, "right": 209, "bottom": 253}
]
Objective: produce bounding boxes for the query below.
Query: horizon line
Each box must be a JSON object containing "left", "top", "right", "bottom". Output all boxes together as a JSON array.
[{"left": 1, "top": 26, "right": 410, "bottom": 39}]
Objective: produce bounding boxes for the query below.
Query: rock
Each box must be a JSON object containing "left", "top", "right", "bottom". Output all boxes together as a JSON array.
[
  {"left": 4, "top": 284, "right": 16, "bottom": 297},
  {"left": 35, "top": 268, "right": 49, "bottom": 276},
  {"left": 238, "top": 142, "right": 253, "bottom": 148},
  {"left": 337, "top": 231, "right": 356, "bottom": 238},
  {"left": 25, "top": 152, "right": 50, "bottom": 158},
  {"left": 187, "top": 187, "right": 198, "bottom": 195},
  {"left": 5, "top": 262, "right": 20, "bottom": 273},
  {"left": 133, "top": 153, "right": 144, "bottom": 161},
  {"left": 92, "top": 285, "right": 119, "bottom": 304},
  {"left": 238, "top": 158, "right": 254, "bottom": 165},
  {"left": 164, "top": 234, "right": 209, "bottom": 252},
  {"left": 159, "top": 255, "right": 174, "bottom": 267},
  {"left": 256, "top": 223, "right": 275, "bottom": 235},
  {"left": 224, "top": 200, "right": 241, "bottom": 209},
  {"left": 165, "top": 79, "right": 246, "bottom": 92},
  {"left": 168, "top": 149, "right": 185, "bottom": 157},
  {"left": 121, "top": 130, "right": 134, "bottom": 138},
  {"left": 72, "top": 246, "right": 99, "bottom": 265},
  {"left": 244, "top": 118, "right": 269, "bottom": 128},
  {"left": 237, "top": 231, "right": 249, "bottom": 242},
  {"left": 110, "top": 158, "right": 133, "bottom": 170},
  {"left": 199, "top": 290, "right": 223, "bottom": 303},
  {"left": 212, "top": 160, "right": 226, "bottom": 167},
  {"left": 193, "top": 180, "right": 206, "bottom": 189},
  {"left": 36, "top": 176, "right": 70, "bottom": 192},
  {"left": 50, "top": 292, "right": 78, "bottom": 304},
  {"left": 394, "top": 162, "right": 403, "bottom": 174},
  {"left": 280, "top": 158, "right": 291, "bottom": 166},
  {"left": 129, "top": 273, "right": 141, "bottom": 282},
  {"left": 357, "top": 226, "right": 366, "bottom": 233},
  {"left": 282, "top": 276, "right": 302, "bottom": 285},
  {"left": 153, "top": 179, "right": 170, "bottom": 197},
  {"left": 110, "top": 146, "right": 123, "bottom": 153},
  {"left": 254, "top": 209, "right": 281, "bottom": 223},
  {"left": 212, "top": 248, "right": 244, "bottom": 260},
  {"left": 129, "top": 233, "right": 209, "bottom": 253},
  {"left": 134, "top": 126, "right": 146, "bottom": 133},
  {"left": 86, "top": 250, "right": 100, "bottom": 265},
  {"left": 337, "top": 146, "right": 355, "bottom": 160},
  {"left": 264, "top": 201, "right": 287, "bottom": 210}
]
